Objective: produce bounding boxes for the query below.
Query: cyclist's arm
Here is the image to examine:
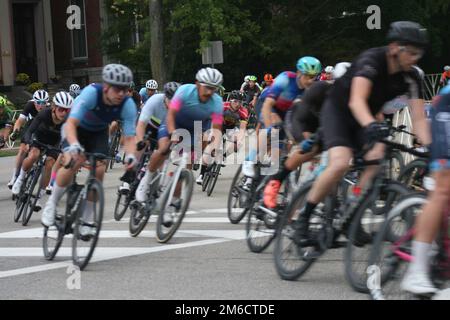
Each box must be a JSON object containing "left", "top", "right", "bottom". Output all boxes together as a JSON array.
[
  {"left": 167, "top": 91, "right": 185, "bottom": 135},
  {"left": 136, "top": 121, "right": 147, "bottom": 143},
  {"left": 261, "top": 97, "right": 276, "bottom": 128},
  {"left": 348, "top": 77, "right": 376, "bottom": 127},
  {"left": 22, "top": 110, "right": 43, "bottom": 143},
  {"left": 121, "top": 99, "right": 138, "bottom": 156},
  {"left": 409, "top": 99, "right": 431, "bottom": 146}
]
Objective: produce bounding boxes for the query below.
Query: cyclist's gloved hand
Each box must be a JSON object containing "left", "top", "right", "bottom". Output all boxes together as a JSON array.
[
  {"left": 300, "top": 138, "right": 315, "bottom": 154},
  {"left": 10, "top": 130, "right": 19, "bottom": 141},
  {"left": 63, "top": 143, "right": 84, "bottom": 156},
  {"left": 124, "top": 154, "right": 138, "bottom": 169},
  {"left": 364, "top": 122, "right": 390, "bottom": 143}
]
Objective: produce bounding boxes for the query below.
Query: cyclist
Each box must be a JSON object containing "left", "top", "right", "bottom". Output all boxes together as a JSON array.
[
  {"left": 319, "top": 66, "right": 334, "bottom": 81},
  {"left": 242, "top": 76, "right": 261, "bottom": 107},
  {"left": 135, "top": 67, "right": 224, "bottom": 203},
  {"left": 243, "top": 56, "right": 322, "bottom": 179},
  {"left": 440, "top": 66, "right": 450, "bottom": 86},
  {"left": 11, "top": 92, "right": 73, "bottom": 211},
  {"left": 0, "top": 96, "right": 14, "bottom": 149},
  {"left": 261, "top": 73, "right": 274, "bottom": 89},
  {"left": 293, "top": 21, "right": 431, "bottom": 246},
  {"left": 119, "top": 81, "right": 181, "bottom": 194},
  {"left": 41, "top": 64, "right": 138, "bottom": 236},
  {"left": 8, "top": 90, "right": 49, "bottom": 189},
  {"left": 127, "top": 81, "right": 142, "bottom": 109},
  {"left": 139, "top": 79, "right": 158, "bottom": 105},
  {"left": 240, "top": 76, "right": 251, "bottom": 92},
  {"left": 69, "top": 84, "right": 81, "bottom": 98},
  {"left": 263, "top": 63, "right": 352, "bottom": 208},
  {"left": 222, "top": 90, "right": 249, "bottom": 157},
  {"left": 401, "top": 84, "right": 450, "bottom": 295}
]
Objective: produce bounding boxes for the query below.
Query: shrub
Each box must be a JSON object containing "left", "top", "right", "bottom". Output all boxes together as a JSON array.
[
  {"left": 27, "top": 82, "right": 45, "bottom": 93},
  {"left": 15, "top": 73, "right": 31, "bottom": 86}
]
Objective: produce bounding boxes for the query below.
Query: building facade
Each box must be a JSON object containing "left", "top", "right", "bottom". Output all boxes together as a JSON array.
[{"left": 0, "top": 0, "right": 108, "bottom": 89}]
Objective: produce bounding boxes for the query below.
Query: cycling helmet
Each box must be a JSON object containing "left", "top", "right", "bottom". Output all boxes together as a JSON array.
[
  {"left": 102, "top": 64, "right": 133, "bottom": 87},
  {"left": 0, "top": 96, "right": 7, "bottom": 108},
  {"left": 145, "top": 79, "right": 158, "bottom": 90},
  {"left": 53, "top": 91, "right": 74, "bottom": 109},
  {"left": 163, "top": 82, "right": 181, "bottom": 99},
  {"left": 297, "top": 56, "right": 322, "bottom": 76},
  {"left": 386, "top": 21, "right": 428, "bottom": 48},
  {"left": 325, "top": 66, "right": 334, "bottom": 74},
  {"left": 129, "top": 81, "right": 136, "bottom": 89},
  {"left": 69, "top": 84, "right": 81, "bottom": 95},
  {"left": 230, "top": 90, "right": 244, "bottom": 101},
  {"left": 444, "top": 66, "right": 450, "bottom": 72},
  {"left": 33, "top": 90, "right": 49, "bottom": 102},
  {"left": 244, "top": 75, "right": 251, "bottom": 82},
  {"left": 248, "top": 75, "right": 257, "bottom": 82},
  {"left": 333, "top": 62, "right": 351, "bottom": 79},
  {"left": 195, "top": 67, "right": 223, "bottom": 88},
  {"left": 264, "top": 74, "right": 274, "bottom": 83}
]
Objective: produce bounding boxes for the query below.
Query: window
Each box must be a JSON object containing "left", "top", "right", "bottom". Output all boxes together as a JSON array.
[{"left": 70, "top": 0, "right": 88, "bottom": 60}]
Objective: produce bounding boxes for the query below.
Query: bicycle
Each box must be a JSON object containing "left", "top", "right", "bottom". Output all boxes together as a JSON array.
[
  {"left": 21, "top": 140, "right": 61, "bottom": 226},
  {"left": 368, "top": 193, "right": 450, "bottom": 300},
  {"left": 106, "top": 123, "right": 122, "bottom": 171},
  {"left": 42, "top": 152, "right": 113, "bottom": 271}
]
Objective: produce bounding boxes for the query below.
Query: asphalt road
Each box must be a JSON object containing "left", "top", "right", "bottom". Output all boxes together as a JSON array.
[{"left": 0, "top": 155, "right": 379, "bottom": 301}]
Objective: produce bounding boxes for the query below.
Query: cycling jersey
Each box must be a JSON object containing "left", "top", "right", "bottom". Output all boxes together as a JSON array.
[
  {"left": 441, "top": 71, "right": 450, "bottom": 86},
  {"left": 0, "top": 107, "right": 13, "bottom": 128},
  {"left": 139, "top": 88, "right": 157, "bottom": 105},
  {"left": 322, "top": 46, "right": 424, "bottom": 150},
  {"left": 242, "top": 84, "right": 261, "bottom": 105},
  {"left": 259, "top": 71, "right": 306, "bottom": 116},
  {"left": 223, "top": 102, "right": 249, "bottom": 130},
  {"left": 23, "top": 108, "right": 64, "bottom": 146},
  {"left": 69, "top": 83, "right": 137, "bottom": 136},
  {"left": 19, "top": 101, "right": 40, "bottom": 122},
  {"left": 169, "top": 84, "right": 223, "bottom": 132},
  {"left": 139, "top": 93, "right": 167, "bottom": 130}
]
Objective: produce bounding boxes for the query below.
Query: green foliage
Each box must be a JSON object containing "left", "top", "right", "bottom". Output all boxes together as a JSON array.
[
  {"left": 27, "top": 82, "right": 45, "bottom": 94},
  {"left": 15, "top": 73, "right": 31, "bottom": 86}
]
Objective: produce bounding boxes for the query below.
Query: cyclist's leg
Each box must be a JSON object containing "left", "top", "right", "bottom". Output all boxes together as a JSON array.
[
  {"left": 10, "top": 142, "right": 29, "bottom": 186},
  {"left": 12, "top": 146, "right": 40, "bottom": 194},
  {"left": 357, "top": 142, "right": 385, "bottom": 191}
]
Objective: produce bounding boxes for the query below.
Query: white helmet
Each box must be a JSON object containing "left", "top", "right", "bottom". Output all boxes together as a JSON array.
[
  {"left": 102, "top": 64, "right": 133, "bottom": 87},
  {"left": 333, "top": 62, "right": 352, "bottom": 79},
  {"left": 145, "top": 79, "right": 158, "bottom": 90},
  {"left": 69, "top": 84, "right": 81, "bottom": 95},
  {"left": 444, "top": 66, "right": 450, "bottom": 72},
  {"left": 196, "top": 67, "right": 223, "bottom": 88},
  {"left": 53, "top": 91, "right": 74, "bottom": 109},
  {"left": 325, "top": 66, "right": 334, "bottom": 74},
  {"left": 244, "top": 75, "right": 251, "bottom": 82},
  {"left": 33, "top": 90, "right": 49, "bottom": 102}
]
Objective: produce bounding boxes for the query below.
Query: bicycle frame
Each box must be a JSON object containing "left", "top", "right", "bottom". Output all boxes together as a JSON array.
[{"left": 160, "top": 151, "right": 190, "bottom": 212}]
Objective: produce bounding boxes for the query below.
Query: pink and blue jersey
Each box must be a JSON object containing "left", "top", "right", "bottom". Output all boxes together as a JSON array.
[{"left": 169, "top": 84, "right": 223, "bottom": 132}]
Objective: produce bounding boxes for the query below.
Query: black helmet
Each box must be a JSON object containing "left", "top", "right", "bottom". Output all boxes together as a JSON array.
[
  {"left": 387, "top": 21, "right": 428, "bottom": 48},
  {"left": 163, "top": 82, "right": 181, "bottom": 99},
  {"left": 229, "top": 90, "right": 244, "bottom": 101}
]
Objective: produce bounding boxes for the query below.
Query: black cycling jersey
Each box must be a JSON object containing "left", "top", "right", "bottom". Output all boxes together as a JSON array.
[
  {"left": 23, "top": 108, "right": 64, "bottom": 146},
  {"left": 243, "top": 84, "right": 261, "bottom": 105},
  {"left": 21, "top": 101, "right": 40, "bottom": 121}
]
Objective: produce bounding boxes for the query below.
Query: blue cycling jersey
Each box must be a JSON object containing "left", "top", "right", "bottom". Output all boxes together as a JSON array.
[
  {"left": 169, "top": 84, "right": 223, "bottom": 132},
  {"left": 69, "top": 83, "right": 137, "bottom": 136}
]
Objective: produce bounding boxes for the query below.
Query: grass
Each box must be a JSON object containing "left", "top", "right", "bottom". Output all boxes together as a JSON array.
[{"left": 0, "top": 148, "right": 18, "bottom": 157}]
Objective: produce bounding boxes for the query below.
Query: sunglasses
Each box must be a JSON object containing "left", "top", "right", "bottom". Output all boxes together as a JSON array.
[
  {"left": 399, "top": 46, "right": 424, "bottom": 59},
  {"left": 56, "top": 107, "right": 70, "bottom": 113},
  {"left": 199, "top": 83, "right": 218, "bottom": 92},
  {"left": 111, "top": 85, "right": 128, "bottom": 93},
  {"left": 35, "top": 100, "right": 47, "bottom": 106}
]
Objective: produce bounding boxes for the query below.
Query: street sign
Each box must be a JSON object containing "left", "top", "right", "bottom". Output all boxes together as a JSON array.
[{"left": 202, "top": 41, "right": 223, "bottom": 67}]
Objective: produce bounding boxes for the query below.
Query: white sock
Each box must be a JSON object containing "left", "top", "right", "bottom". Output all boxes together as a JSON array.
[
  {"left": 50, "top": 183, "right": 66, "bottom": 205},
  {"left": 82, "top": 200, "right": 95, "bottom": 223},
  {"left": 10, "top": 168, "right": 17, "bottom": 181},
  {"left": 18, "top": 168, "right": 26, "bottom": 180},
  {"left": 410, "top": 241, "right": 432, "bottom": 274}
]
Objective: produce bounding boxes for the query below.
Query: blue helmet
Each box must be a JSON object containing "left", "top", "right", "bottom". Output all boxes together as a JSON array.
[{"left": 296, "top": 56, "right": 322, "bottom": 76}]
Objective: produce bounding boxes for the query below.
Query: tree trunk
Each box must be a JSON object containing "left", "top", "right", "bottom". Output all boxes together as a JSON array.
[{"left": 149, "top": 0, "right": 166, "bottom": 85}]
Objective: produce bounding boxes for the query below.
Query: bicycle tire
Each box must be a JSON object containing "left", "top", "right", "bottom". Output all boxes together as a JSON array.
[
  {"left": 72, "top": 180, "right": 104, "bottom": 271},
  {"left": 398, "top": 159, "right": 428, "bottom": 192},
  {"left": 129, "top": 201, "right": 152, "bottom": 237},
  {"left": 227, "top": 165, "right": 249, "bottom": 224},
  {"left": 113, "top": 191, "right": 131, "bottom": 222},
  {"left": 344, "top": 182, "right": 410, "bottom": 293},
  {"left": 156, "top": 169, "right": 194, "bottom": 243},
  {"left": 273, "top": 181, "right": 318, "bottom": 281},
  {"left": 387, "top": 151, "right": 404, "bottom": 181},
  {"left": 202, "top": 166, "right": 212, "bottom": 192},
  {"left": 207, "top": 164, "right": 221, "bottom": 197},
  {"left": 22, "top": 164, "right": 43, "bottom": 226},
  {"left": 13, "top": 172, "right": 32, "bottom": 223}
]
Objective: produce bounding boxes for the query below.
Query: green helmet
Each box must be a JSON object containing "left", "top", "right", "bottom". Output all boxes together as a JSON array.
[
  {"left": 0, "top": 96, "right": 7, "bottom": 108},
  {"left": 248, "top": 75, "right": 257, "bottom": 82},
  {"left": 296, "top": 56, "right": 322, "bottom": 76}
]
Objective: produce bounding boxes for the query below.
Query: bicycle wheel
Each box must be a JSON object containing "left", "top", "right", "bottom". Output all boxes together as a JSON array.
[
  {"left": 156, "top": 169, "right": 194, "bottom": 243},
  {"left": 227, "top": 165, "right": 249, "bottom": 224},
  {"left": 106, "top": 133, "right": 120, "bottom": 172},
  {"left": 246, "top": 204, "right": 277, "bottom": 254},
  {"left": 42, "top": 188, "right": 73, "bottom": 261},
  {"left": 72, "top": 180, "right": 104, "bottom": 271},
  {"left": 129, "top": 200, "right": 153, "bottom": 237},
  {"left": 207, "top": 164, "right": 221, "bottom": 197},
  {"left": 368, "top": 194, "right": 426, "bottom": 300},
  {"left": 344, "top": 182, "right": 410, "bottom": 293},
  {"left": 398, "top": 159, "right": 428, "bottom": 192},
  {"left": 13, "top": 173, "right": 32, "bottom": 223},
  {"left": 22, "top": 165, "right": 43, "bottom": 226},
  {"left": 113, "top": 190, "right": 132, "bottom": 222},
  {"left": 202, "top": 166, "right": 212, "bottom": 192},
  {"left": 273, "top": 181, "right": 321, "bottom": 281}
]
